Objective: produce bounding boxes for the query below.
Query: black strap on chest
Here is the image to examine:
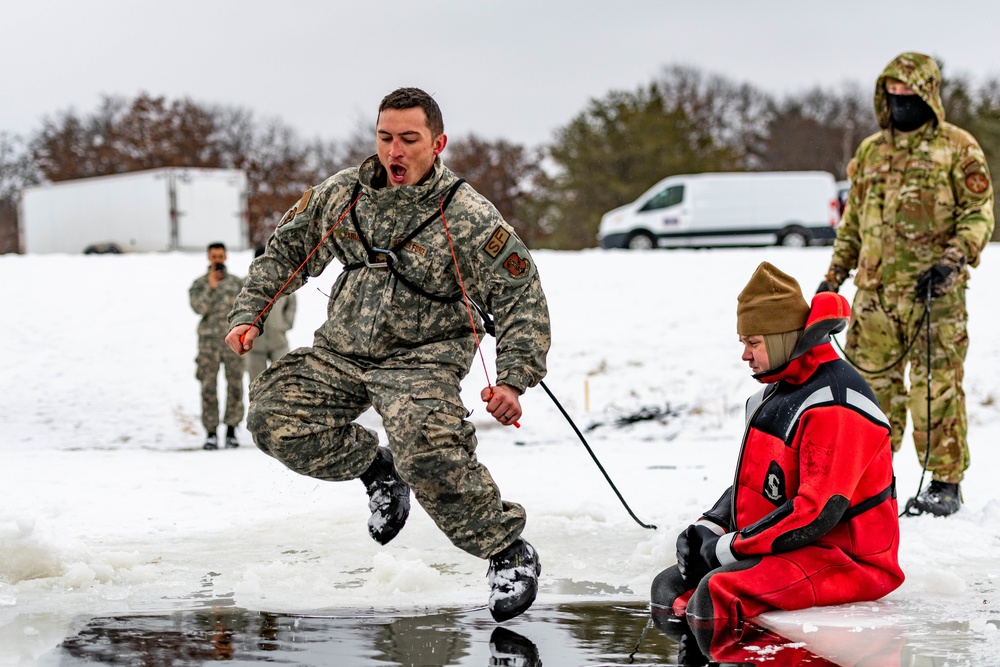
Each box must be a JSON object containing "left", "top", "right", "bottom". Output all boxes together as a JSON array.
[{"left": 342, "top": 179, "right": 467, "bottom": 303}]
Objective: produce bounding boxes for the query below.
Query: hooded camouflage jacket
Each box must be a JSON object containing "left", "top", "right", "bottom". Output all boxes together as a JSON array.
[
  {"left": 229, "top": 156, "right": 550, "bottom": 393},
  {"left": 831, "top": 52, "right": 994, "bottom": 292}
]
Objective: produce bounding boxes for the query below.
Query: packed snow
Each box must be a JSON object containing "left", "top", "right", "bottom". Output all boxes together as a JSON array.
[{"left": 3, "top": 246, "right": 1000, "bottom": 664}]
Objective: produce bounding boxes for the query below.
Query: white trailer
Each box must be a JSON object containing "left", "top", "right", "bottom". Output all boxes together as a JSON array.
[{"left": 19, "top": 167, "right": 248, "bottom": 254}]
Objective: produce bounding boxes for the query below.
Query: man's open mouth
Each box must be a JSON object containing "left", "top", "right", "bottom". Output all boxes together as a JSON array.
[{"left": 390, "top": 164, "right": 407, "bottom": 182}]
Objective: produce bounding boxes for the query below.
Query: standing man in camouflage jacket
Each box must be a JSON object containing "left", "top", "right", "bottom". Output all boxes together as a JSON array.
[
  {"left": 818, "top": 52, "right": 994, "bottom": 516},
  {"left": 190, "top": 242, "right": 246, "bottom": 450},
  {"left": 225, "top": 88, "right": 551, "bottom": 621}
]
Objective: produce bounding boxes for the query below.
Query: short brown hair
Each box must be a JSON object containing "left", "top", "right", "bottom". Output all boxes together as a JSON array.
[{"left": 378, "top": 87, "right": 444, "bottom": 136}]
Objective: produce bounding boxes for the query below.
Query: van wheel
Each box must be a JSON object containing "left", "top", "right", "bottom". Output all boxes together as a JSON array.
[
  {"left": 626, "top": 231, "right": 656, "bottom": 250},
  {"left": 779, "top": 228, "right": 810, "bottom": 248}
]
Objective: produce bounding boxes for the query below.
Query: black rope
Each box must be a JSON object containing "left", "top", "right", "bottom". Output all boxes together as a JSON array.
[
  {"left": 468, "top": 299, "right": 656, "bottom": 530},
  {"left": 902, "top": 291, "right": 935, "bottom": 516},
  {"left": 832, "top": 303, "right": 929, "bottom": 375},
  {"left": 540, "top": 380, "right": 657, "bottom": 530}
]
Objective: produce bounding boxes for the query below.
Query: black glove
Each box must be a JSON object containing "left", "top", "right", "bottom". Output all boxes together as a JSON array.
[
  {"left": 816, "top": 265, "right": 849, "bottom": 295},
  {"left": 676, "top": 524, "right": 723, "bottom": 588},
  {"left": 915, "top": 247, "right": 966, "bottom": 302},
  {"left": 915, "top": 263, "right": 957, "bottom": 301}
]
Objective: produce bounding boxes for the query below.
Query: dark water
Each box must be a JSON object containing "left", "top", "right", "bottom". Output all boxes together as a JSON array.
[{"left": 42, "top": 601, "right": 838, "bottom": 666}]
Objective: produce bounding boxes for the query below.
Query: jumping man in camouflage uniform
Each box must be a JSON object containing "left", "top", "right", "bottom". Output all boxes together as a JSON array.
[
  {"left": 818, "top": 53, "right": 994, "bottom": 516},
  {"left": 190, "top": 242, "right": 246, "bottom": 450},
  {"left": 225, "top": 88, "right": 551, "bottom": 621}
]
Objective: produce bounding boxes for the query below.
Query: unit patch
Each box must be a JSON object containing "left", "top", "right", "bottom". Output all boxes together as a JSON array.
[
  {"left": 502, "top": 252, "right": 529, "bottom": 278},
  {"left": 483, "top": 226, "right": 511, "bottom": 259},
  {"left": 965, "top": 172, "right": 990, "bottom": 194}
]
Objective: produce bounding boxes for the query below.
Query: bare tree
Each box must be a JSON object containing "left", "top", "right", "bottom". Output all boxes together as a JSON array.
[{"left": 0, "top": 133, "right": 40, "bottom": 252}]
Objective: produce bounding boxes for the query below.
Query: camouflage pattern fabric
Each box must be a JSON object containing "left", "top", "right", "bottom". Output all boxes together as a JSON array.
[
  {"left": 195, "top": 339, "right": 245, "bottom": 432},
  {"left": 844, "top": 288, "right": 968, "bottom": 483},
  {"left": 230, "top": 155, "right": 550, "bottom": 559},
  {"left": 246, "top": 294, "right": 296, "bottom": 380},
  {"left": 248, "top": 346, "right": 526, "bottom": 558},
  {"left": 190, "top": 272, "right": 246, "bottom": 431},
  {"left": 828, "top": 53, "right": 993, "bottom": 483}
]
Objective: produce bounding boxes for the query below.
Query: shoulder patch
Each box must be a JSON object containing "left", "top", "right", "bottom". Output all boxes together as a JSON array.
[
  {"left": 960, "top": 156, "right": 980, "bottom": 175},
  {"left": 966, "top": 172, "right": 990, "bottom": 194},
  {"left": 502, "top": 252, "right": 529, "bottom": 279},
  {"left": 279, "top": 188, "right": 314, "bottom": 226},
  {"left": 483, "top": 225, "right": 511, "bottom": 259}
]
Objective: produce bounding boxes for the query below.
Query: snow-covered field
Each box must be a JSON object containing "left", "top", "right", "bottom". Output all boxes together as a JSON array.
[{"left": 3, "top": 246, "right": 1000, "bottom": 665}]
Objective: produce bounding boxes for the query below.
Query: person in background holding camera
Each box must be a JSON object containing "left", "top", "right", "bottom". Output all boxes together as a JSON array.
[
  {"left": 189, "top": 242, "right": 245, "bottom": 450},
  {"left": 245, "top": 246, "right": 297, "bottom": 382}
]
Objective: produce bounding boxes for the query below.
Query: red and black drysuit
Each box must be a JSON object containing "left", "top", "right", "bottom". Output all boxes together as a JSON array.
[{"left": 650, "top": 292, "right": 904, "bottom": 659}]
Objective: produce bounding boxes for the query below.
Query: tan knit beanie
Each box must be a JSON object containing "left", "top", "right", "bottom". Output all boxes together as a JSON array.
[{"left": 737, "top": 262, "right": 810, "bottom": 335}]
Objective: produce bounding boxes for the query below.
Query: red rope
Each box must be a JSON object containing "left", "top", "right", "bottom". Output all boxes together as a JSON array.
[
  {"left": 241, "top": 191, "right": 363, "bottom": 344},
  {"left": 439, "top": 196, "right": 519, "bottom": 428}
]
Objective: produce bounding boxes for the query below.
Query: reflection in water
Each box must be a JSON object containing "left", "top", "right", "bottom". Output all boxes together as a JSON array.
[{"left": 52, "top": 601, "right": 833, "bottom": 666}]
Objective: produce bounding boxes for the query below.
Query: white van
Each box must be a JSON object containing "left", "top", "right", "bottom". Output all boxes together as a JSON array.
[{"left": 597, "top": 171, "right": 840, "bottom": 249}]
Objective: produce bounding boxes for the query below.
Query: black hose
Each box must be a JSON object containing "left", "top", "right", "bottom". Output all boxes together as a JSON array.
[{"left": 540, "top": 380, "right": 657, "bottom": 530}]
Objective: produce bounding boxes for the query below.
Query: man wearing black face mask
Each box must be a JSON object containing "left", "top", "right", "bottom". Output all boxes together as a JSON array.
[{"left": 817, "top": 52, "right": 994, "bottom": 517}]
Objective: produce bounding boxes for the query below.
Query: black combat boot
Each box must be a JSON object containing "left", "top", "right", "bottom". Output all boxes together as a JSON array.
[
  {"left": 488, "top": 626, "right": 541, "bottom": 666},
  {"left": 487, "top": 537, "right": 541, "bottom": 622},
  {"left": 203, "top": 432, "right": 219, "bottom": 450},
  {"left": 359, "top": 447, "right": 411, "bottom": 545},
  {"left": 224, "top": 425, "right": 239, "bottom": 449},
  {"left": 905, "top": 480, "right": 961, "bottom": 517}
]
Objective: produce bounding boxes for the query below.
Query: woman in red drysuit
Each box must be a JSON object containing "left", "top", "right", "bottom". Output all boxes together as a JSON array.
[{"left": 650, "top": 261, "right": 904, "bottom": 659}]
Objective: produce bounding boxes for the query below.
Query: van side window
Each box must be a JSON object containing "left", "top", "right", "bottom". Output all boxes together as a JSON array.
[{"left": 639, "top": 185, "right": 684, "bottom": 212}]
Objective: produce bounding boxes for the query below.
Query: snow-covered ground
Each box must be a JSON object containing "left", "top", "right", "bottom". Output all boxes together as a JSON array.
[{"left": 3, "top": 246, "right": 1000, "bottom": 665}]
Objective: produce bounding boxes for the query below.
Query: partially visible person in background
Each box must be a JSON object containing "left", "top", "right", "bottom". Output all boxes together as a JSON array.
[
  {"left": 189, "top": 242, "right": 245, "bottom": 449},
  {"left": 245, "top": 246, "right": 297, "bottom": 381},
  {"left": 817, "top": 52, "right": 994, "bottom": 516}
]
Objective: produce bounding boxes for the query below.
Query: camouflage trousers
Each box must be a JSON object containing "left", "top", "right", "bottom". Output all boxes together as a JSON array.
[
  {"left": 196, "top": 339, "right": 245, "bottom": 432},
  {"left": 247, "top": 345, "right": 525, "bottom": 559},
  {"left": 844, "top": 287, "right": 969, "bottom": 483},
  {"left": 246, "top": 337, "right": 290, "bottom": 383}
]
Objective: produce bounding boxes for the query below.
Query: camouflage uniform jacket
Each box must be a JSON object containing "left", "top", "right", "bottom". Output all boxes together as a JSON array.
[
  {"left": 190, "top": 272, "right": 245, "bottom": 339},
  {"left": 229, "top": 156, "right": 550, "bottom": 393},
  {"left": 831, "top": 52, "right": 994, "bottom": 293}
]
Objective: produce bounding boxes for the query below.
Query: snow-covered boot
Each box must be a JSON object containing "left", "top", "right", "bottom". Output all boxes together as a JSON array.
[
  {"left": 203, "top": 433, "right": 219, "bottom": 450},
  {"left": 488, "top": 626, "right": 541, "bottom": 666},
  {"left": 359, "top": 447, "right": 411, "bottom": 545},
  {"left": 487, "top": 537, "right": 541, "bottom": 622},
  {"left": 905, "top": 480, "right": 961, "bottom": 517},
  {"left": 224, "top": 425, "right": 239, "bottom": 449}
]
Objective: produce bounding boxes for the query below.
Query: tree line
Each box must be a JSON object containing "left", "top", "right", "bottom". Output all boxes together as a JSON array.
[{"left": 2, "top": 63, "right": 999, "bottom": 253}]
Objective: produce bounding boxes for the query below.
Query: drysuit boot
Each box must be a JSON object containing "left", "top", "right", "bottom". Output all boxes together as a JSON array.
[
  {"left": 359, "top": 447, "right": 411, "bottom": 544},
  {"left": 203, "top": 433, "right": 219, "bottom": 450},
  {"left": 906, "top": 480, "right": 961, "bottom": 517},
  {"left": 487, "top": 537, "right": 541, "bottom": 622}
]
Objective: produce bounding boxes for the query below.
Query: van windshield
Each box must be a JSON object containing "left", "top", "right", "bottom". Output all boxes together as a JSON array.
[{"left": 639, "top": 185, "right": 684, "bottom": 212}]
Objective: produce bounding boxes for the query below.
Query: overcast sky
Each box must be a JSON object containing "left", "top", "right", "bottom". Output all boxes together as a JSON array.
[{"left": 5, "top": 1, "right": 1000, "bottom": 149}]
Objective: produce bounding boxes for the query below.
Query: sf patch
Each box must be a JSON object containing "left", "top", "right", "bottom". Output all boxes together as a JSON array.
[
  {"left": 503, "top": 252, "right": 529, "bottom": 279},
  {"left": 483, "top": 225, "right": 511, "bottom": 259},
  {"left": 965, "top": 172, "right": 990, "bottom": 194}
]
